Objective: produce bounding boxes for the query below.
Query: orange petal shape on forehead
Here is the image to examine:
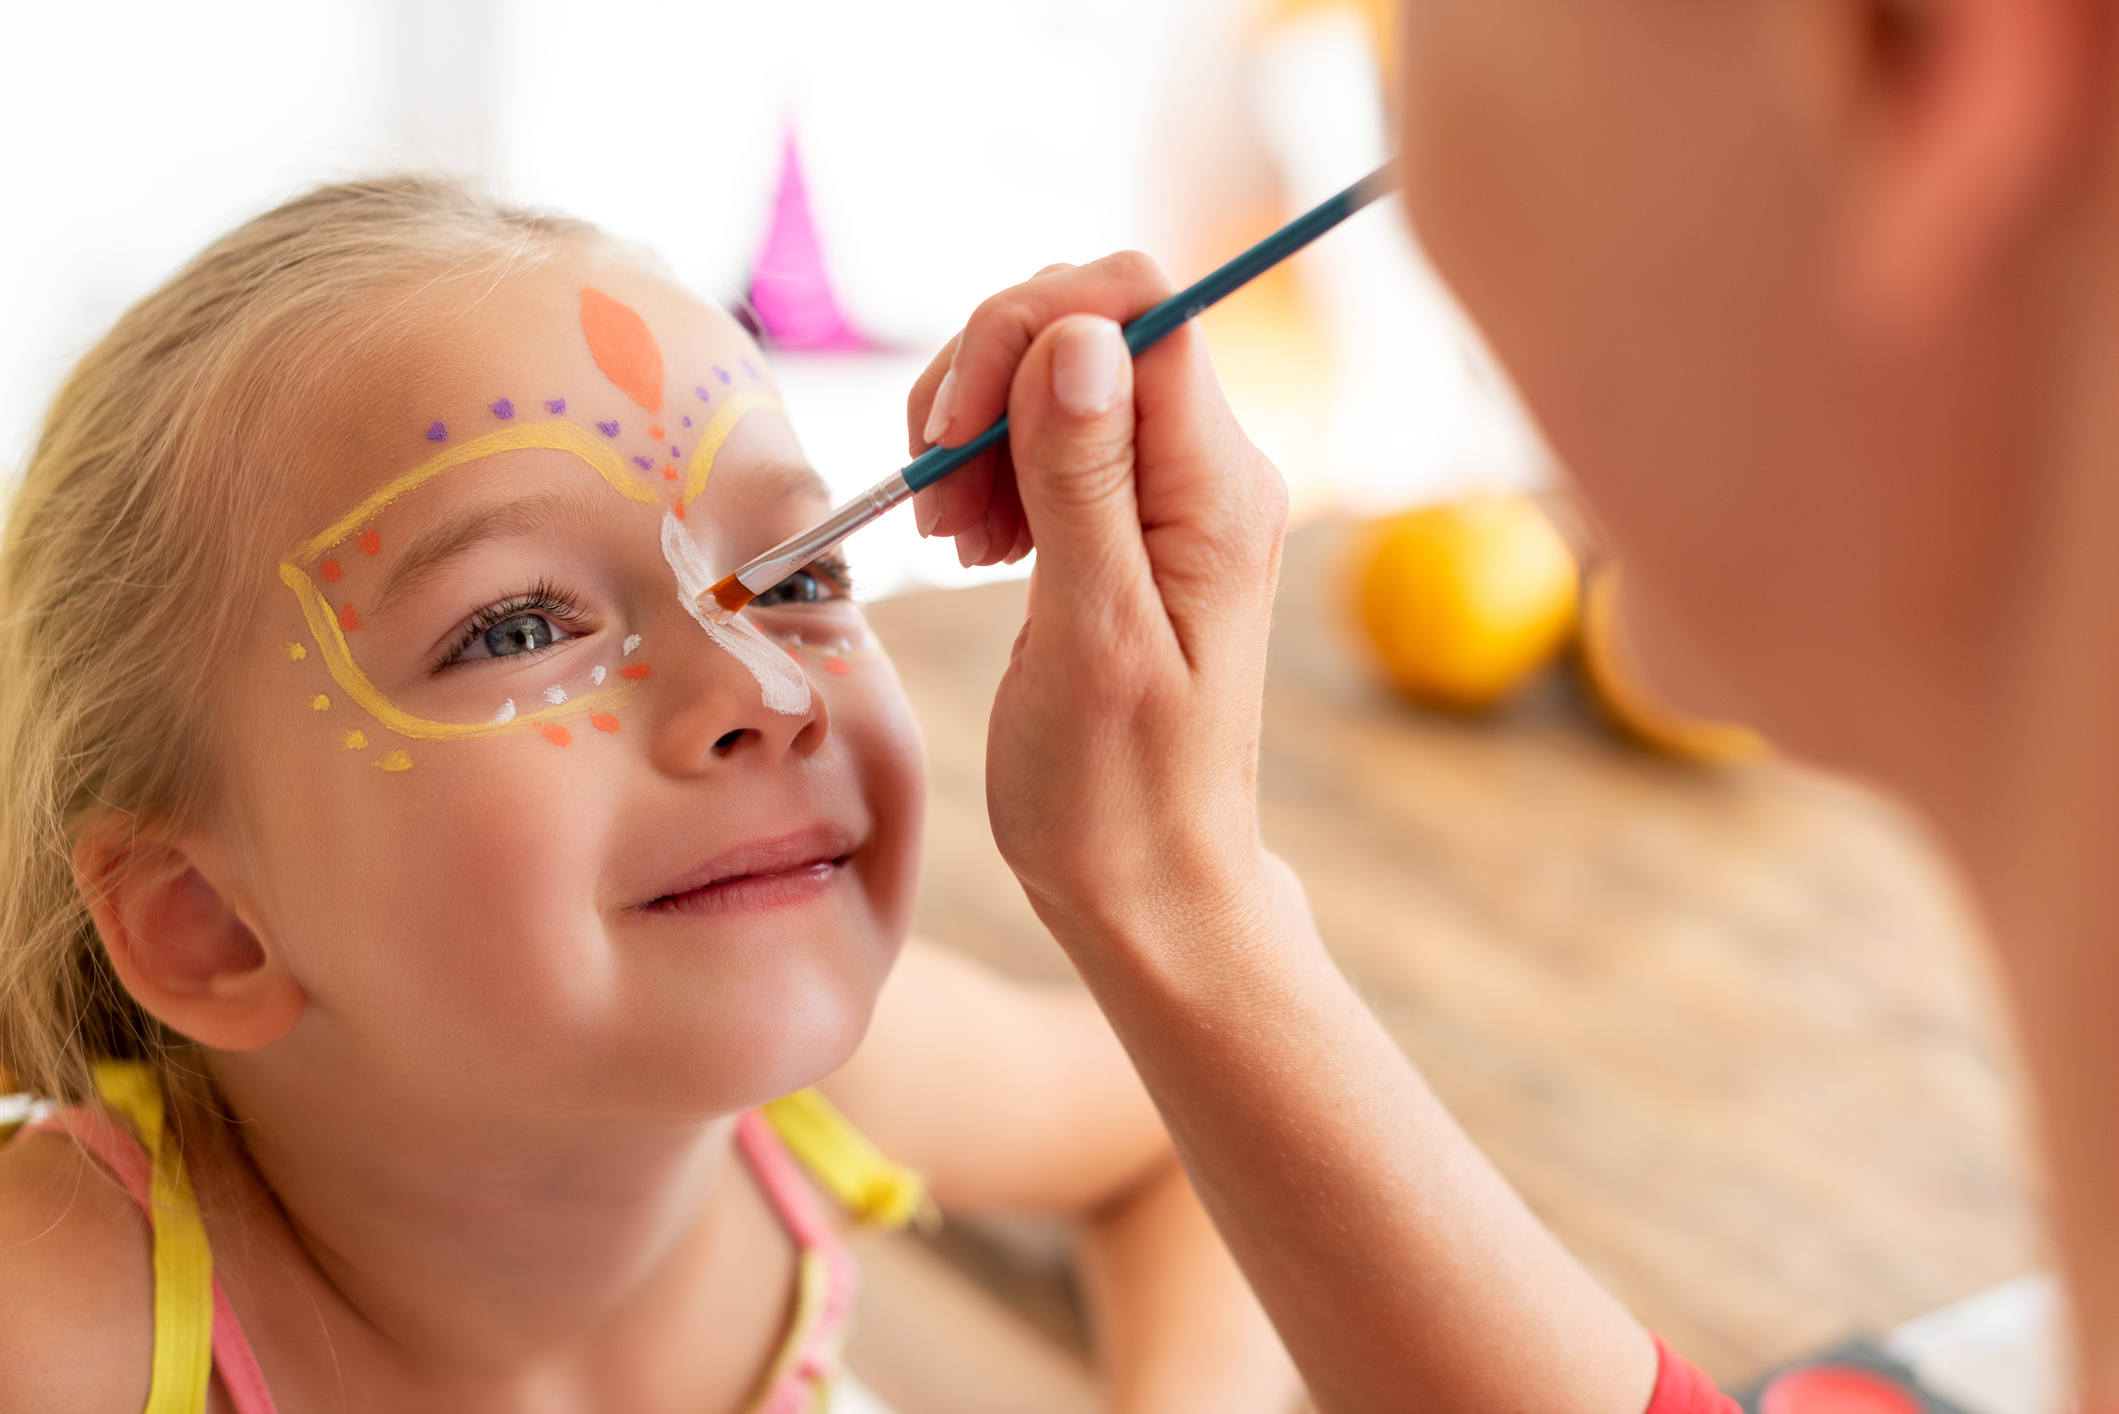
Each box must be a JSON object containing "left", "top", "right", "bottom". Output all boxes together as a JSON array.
[{"left": 580, "top": 288, "right": 665, "bottom": 412}]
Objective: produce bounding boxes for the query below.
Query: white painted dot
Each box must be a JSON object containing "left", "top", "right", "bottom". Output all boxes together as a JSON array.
[
  {"left": 590, "top": 665, "right": 606, "bottom": 686},
  {"left": 622, "top": 634, "right": 642, "bottom": 657},
  {"left": 543, "top": 685, "right": 568, "bottom": 705},
  {"left": 492, "top": 698, "right": 516, "bottom": 724}
]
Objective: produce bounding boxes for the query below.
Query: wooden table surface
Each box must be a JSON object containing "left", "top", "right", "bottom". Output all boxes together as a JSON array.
[{"left": 850, "top": 516, "right": 2039, "bottom": 1403}]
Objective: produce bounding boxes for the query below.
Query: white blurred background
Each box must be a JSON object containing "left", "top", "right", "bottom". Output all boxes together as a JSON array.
[{"left": 0, "top": 0, "right": 1546, "bottom": 597}]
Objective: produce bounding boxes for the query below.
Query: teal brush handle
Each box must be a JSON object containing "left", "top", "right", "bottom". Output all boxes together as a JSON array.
[
  {"left": 901, "top": 163, "right": 1395, "bottom": 493},
  {"left": 723, "top": 163, "right": 1397, "bottom": 601}
]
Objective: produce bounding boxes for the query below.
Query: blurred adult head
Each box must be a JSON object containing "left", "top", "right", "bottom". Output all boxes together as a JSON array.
[{"left": 1394, "top": 0, "right": 2119, "bottom": 1386}]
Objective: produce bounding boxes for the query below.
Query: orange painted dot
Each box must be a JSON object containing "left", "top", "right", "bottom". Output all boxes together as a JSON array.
[
  {"left": 619, "top": 662, "right": 653, "bottom": 681},
  {"left": 339, "top": 602, "right": 360, "bottom": 632},
  {"left": 661, "top": 463, "right": 678, "bottom": 481},
  {"left": 320, "top": 560, "right": 342, "bottom": 582},
  {"left": 360, "top": 528, "right": 381, "bottom": 555},
  {"left": 541, "top": 723, "right": 573, "bottom": 747},
  {"left": 671, "top": 497, "right": 686, "bottom": 521},
  {"left": 590, "top": 712, "right": 621, "bottom": 734},
  {"left": 787, "top": 647, "right": 802, "bottom": 660},
  {"left": 824, "top": 656, "right": 852, "bottom": 675},
  {"left": 579, "top": 288, "right": 664, "bottom": 412},
  {"left": 648, "top": 423, "right": 665, "bottom": 440}
]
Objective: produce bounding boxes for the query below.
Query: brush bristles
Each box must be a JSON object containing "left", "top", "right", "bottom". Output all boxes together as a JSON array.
[{"left": 705, "top": 574, "right": 752, "bottom": 622}]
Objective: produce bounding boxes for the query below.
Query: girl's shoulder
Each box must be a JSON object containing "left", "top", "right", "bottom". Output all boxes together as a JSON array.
[{"left": 0, "top": 1128, "right": 154, "bottom": 1410}]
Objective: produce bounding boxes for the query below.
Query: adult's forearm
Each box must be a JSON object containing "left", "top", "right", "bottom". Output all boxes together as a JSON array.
[{"left": 1043, "top": 859, "right": 1658, "bottom": 1414}]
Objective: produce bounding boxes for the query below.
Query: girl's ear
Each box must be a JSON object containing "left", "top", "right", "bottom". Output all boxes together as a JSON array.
[
  {"left": 73, "top": 816, "right": 307, "bottom": 1052},
  {"left": 1843, "top": 0, "right": 2106, "bottom": 332}
]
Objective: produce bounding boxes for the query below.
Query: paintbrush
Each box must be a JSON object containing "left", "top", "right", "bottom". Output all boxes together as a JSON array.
[{"left": 703, "top": 163, "right": 1400, "bottom": 620}]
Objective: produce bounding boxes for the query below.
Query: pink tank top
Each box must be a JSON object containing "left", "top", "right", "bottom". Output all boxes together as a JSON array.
[{"left": 16, "top": 1104, "right": 863, "bottom": 1414}]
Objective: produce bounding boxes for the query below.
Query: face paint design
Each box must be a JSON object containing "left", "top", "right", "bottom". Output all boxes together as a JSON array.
[
  {"left": 661, "top": 511, "right": 811, "bottom": 716},
  {"left": 281, "top": 287, "right": 797, "bottom": 752},
  {"left": 580, "top": 288, "right": 665, "bottom": 412}
]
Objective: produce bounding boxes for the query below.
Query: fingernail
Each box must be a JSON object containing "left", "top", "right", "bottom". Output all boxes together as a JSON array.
[
  {"left": 916, "top": 491, "right": 942, "bottom": 538},
  {"left": 1052, "top": 318, "right": 1122, "bottom": 417},
  {"left": 922, "top": 367, "right": 960, "bottom": 445},
  {"left": 956, "top": 521, "right": 990, "bottom": 568}
]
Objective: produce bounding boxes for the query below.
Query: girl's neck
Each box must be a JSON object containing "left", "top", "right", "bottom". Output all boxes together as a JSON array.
[{"left": 192, "top": 1056, "right": 796, "bottom": 1412}]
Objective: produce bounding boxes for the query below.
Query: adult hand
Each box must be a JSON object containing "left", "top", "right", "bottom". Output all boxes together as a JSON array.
[
  {"left": 903, "top": 253, "right": 1661, "bottom": 1414},
  {"left": 905, "top": 253, "right": 1291, "bottom": 949}
]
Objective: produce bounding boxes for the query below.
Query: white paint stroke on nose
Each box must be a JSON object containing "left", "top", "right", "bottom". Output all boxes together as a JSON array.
[{"left": 660, "top": 511, "right": 812, "bottom": 717}]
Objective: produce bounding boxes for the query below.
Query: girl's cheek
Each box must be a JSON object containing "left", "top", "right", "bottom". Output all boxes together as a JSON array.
[{"left": 749, "top": 609, "right": 872, "bottom": 678}]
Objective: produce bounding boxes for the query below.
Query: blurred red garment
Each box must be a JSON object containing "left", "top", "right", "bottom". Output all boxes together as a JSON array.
[{"left": 1648, "top": 1336, "right": 1741, "bottom": 1414}]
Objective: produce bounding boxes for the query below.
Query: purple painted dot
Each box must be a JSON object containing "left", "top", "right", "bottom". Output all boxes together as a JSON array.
[
  {"left": 546, "top": 398, "right": 566, "bottom": 414},
  {"left": 426, "top": 421, "right": 448, "bottom": 442},
  {"left": 632, "top": 455, "right": 654, "bottom": 471},
  {"left": 741, "top": 359, "right": 758, "bottom": 380},
  {"left": 713, "top": 366, "right": 731, "bottom": 385},
  {"left": 490, "top": 397, "right": 515, "bottom": 419},
  {"left": 597, "top": 420, "right": 620, "bottom": 437},
  {"left": 695, "top": 386, "right": 711, "bottom": 401},
  {"left": 670, "top": 445, "right": 680, "bottom": 457},
  {"left": 681, "top": 415, "right": 692, "bottom": 427}
]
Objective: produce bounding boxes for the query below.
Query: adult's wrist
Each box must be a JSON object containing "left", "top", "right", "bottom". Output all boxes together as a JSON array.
[{"left": 1025, "top": 844, "right": 1323, "bottom": 996}]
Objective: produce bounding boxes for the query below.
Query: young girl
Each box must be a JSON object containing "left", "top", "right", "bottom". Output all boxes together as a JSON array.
[{"left": 0, "top": 177, "right": 1297, "bottom": 1414}]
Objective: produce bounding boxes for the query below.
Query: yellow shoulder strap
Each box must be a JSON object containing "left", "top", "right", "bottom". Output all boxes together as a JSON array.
[
  {"left": 760, "top": 1088, "right": 930, "bottom": 1230},
  {"left": 93, "top": 1060, "right": 215, "bottom": 1414}
]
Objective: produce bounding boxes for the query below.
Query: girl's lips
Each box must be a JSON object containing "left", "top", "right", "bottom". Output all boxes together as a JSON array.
[
  {"left": 637, "top": 826, "right": 855, "bottom": 916},
  {"left": 644, "top": 860, "right": 844, "bottom": 916}
]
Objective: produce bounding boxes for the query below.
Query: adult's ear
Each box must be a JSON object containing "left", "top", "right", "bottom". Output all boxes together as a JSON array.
[
  {"left": 1844, "top": 0, "right": 2106, "bottom": 331},
  {"left": 73, "top": 816, "right": 306, "bottom": 1052}
]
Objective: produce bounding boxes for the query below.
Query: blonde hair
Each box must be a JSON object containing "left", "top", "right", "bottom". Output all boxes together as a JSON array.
[{"left": 0, "top": 176, "right": 600, "bottom": 1103}]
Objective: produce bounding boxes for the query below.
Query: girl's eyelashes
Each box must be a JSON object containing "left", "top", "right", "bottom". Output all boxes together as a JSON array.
[
  {"left": 429, "top": 553, "right": 846, "bottom": 672},
  {"left": 748, "top": 554, "right": 853, "bottom": 609},
  {"left": 436, "top": 582, "right": 593, "bottom": 670}
]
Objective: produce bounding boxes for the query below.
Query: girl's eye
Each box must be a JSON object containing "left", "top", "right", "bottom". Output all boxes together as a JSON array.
[
  {"left": 476, "top": 612, "right": 567, "bottom": 659},
  {"left": 438, "top": 583, "right": 589, "bottom": 670},
  {"left": 749, "top": 561, "right": 849, "bottom": 609}
]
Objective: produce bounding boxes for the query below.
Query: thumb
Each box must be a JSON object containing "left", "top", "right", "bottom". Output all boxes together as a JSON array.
[{"left": 1006, "top": 315, "right": 1159, "bottom": 636}]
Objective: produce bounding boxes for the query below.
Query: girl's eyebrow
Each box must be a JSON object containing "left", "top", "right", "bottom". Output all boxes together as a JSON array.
[
  {"left": 375, "top": 485, "right": 609, "bottom": 613},
  {"left": 757, "top": 460, "right": 832, "bottom": 502}
]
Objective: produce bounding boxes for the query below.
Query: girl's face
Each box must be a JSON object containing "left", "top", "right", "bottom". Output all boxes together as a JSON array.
[{"left": 219, "top": 258, "right": 924, "bottom": 1120}]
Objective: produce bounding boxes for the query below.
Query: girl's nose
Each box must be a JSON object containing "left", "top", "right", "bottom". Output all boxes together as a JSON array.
[{"left": 647, "top": 626, "right": 829, "bottom": 776}]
